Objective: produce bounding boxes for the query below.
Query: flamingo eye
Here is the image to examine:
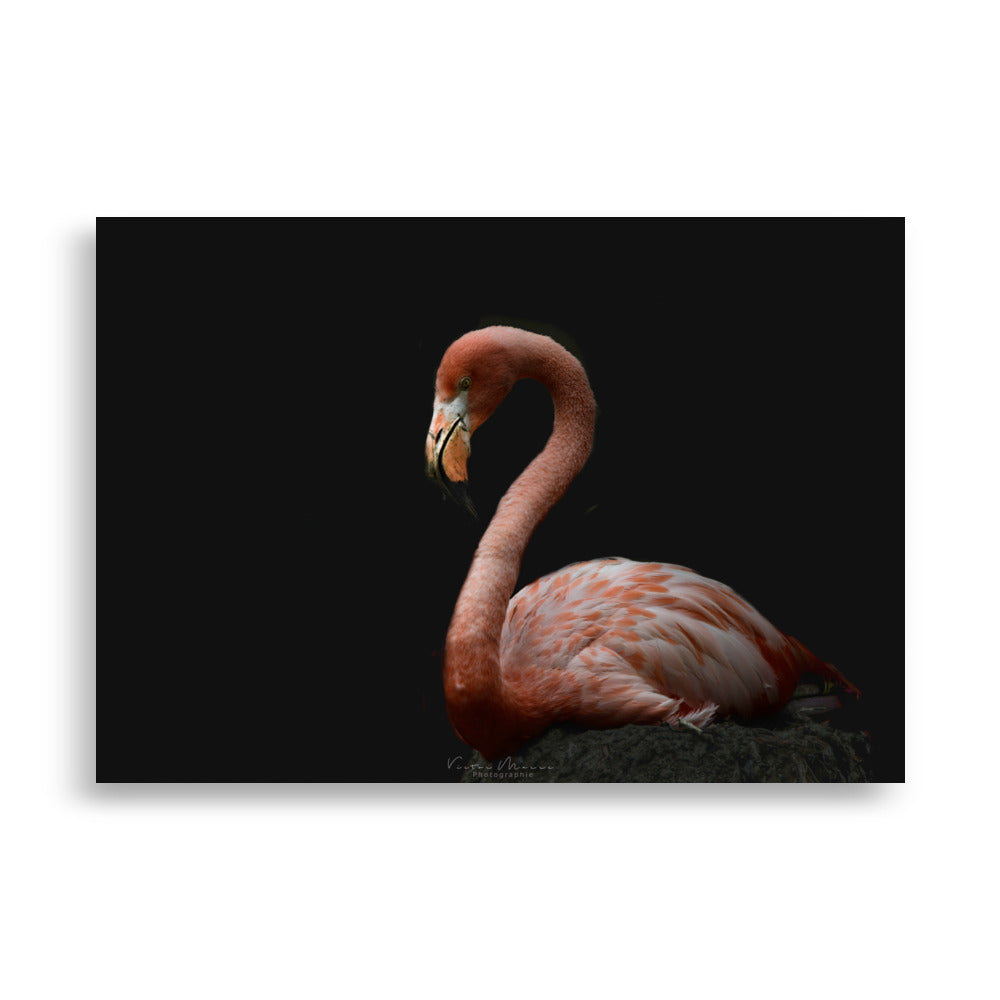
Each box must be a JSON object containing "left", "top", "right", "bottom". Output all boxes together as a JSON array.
[{"left": 458, "top": 375, "right": 472, "bottom": 391}]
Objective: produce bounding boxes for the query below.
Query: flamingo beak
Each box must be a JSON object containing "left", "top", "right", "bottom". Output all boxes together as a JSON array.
[{"left": 426, "top": 395, "right": 477, "bottom": 519}]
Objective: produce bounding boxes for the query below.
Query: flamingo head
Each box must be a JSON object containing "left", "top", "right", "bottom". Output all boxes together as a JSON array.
[{"left": 425, "top": 327, "right": 523, "bottom": 518}]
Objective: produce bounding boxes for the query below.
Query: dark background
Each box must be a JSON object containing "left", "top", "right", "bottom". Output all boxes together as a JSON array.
[{"left": 99, "top": 218, "right": 902, "bottom": 782}]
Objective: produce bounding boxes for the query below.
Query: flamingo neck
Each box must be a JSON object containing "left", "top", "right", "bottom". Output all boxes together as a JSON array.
[{"left": 443, "top": 338, "right": 596, "bottom": 751}]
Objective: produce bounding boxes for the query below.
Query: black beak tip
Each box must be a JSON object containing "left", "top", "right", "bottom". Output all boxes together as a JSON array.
[
  {"left": 429, "top": 463, "right": 478, "bottom": 520},
  {"left": 450, "top": 480, "right": 478, "bottom": 521}
]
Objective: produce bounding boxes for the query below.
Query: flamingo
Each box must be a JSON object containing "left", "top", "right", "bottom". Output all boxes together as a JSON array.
[{"left": 426, "top": 326, "right": 859, "bottom": 762}]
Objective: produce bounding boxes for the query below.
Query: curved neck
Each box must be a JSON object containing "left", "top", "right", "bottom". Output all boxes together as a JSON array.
[{"left": 443, "top": 338, "right": 596, "bottom": 746}]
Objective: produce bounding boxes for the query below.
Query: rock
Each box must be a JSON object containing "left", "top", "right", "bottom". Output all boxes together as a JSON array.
[{"left": 458, "top": 710, "right": 874, "bottom": 782}]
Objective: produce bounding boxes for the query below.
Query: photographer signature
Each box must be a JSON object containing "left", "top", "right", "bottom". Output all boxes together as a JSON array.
[{"left": 447, "top": 755, "right": 555, "bottom": 773}]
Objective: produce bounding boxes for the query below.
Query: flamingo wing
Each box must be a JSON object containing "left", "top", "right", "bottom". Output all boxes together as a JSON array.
[{"left": 499, "top": 558, "right": 827, "bottom": 730}]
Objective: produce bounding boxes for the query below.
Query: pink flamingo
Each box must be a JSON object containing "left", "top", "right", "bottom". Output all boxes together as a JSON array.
[{"left": 426, "top": 326, "right": 859, "bottom": 761}]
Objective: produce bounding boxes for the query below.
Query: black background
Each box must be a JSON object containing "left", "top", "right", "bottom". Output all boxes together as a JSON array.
[{"left": 99, "top": 218, "right": 902, "bottom": 782}]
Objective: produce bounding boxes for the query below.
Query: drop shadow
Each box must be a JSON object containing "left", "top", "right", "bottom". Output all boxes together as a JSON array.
[
  {"left": 71, "top": 229, "right": 97, "bottom": 799},
  {"left": 86, "top": 778, "right": 887, "bottom": 806}
]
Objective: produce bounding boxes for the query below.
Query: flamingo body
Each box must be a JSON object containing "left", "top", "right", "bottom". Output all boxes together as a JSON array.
[
  {"left": 426, "top": 326, "right": 859, "bottom": 761},
  {"left": 501, "top": 557, "right": 855, "bottom": 733}
]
